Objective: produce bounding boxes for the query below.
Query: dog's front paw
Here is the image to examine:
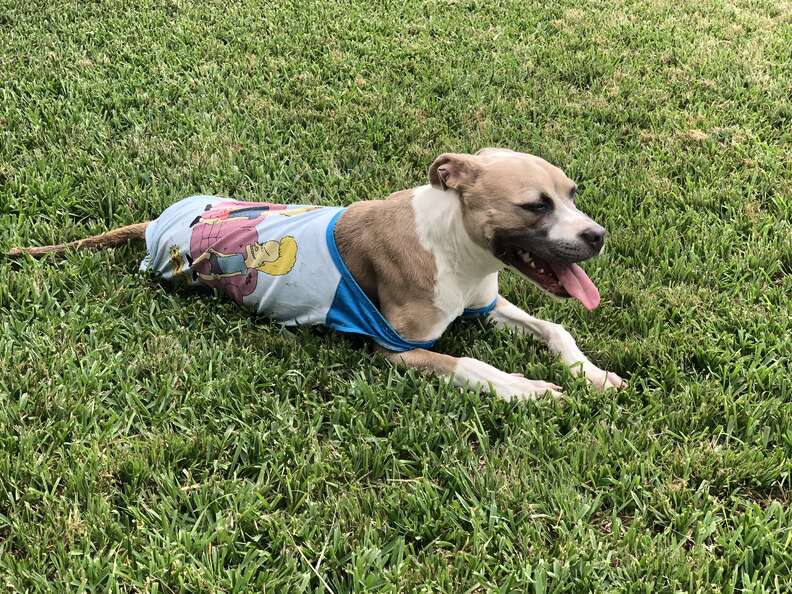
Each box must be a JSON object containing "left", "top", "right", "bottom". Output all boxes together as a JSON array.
[
  {"left": 454, "top": 358, "right": 564, "bottom": 401},
  {"left": 578, "top": 363, "right": 626, "bottom": 391},
  {"left": 495, "top": 375, "right": 563, "bottom": 401}
]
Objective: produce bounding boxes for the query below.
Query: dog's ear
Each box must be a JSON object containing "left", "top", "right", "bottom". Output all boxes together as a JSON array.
[{"left": 428, "top": 153, "right": 480, "bottom": 191}]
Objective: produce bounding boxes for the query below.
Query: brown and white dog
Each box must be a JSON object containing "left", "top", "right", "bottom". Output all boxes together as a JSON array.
[{"left": 9, "top": 148, "right": 625, "bottom": 400}]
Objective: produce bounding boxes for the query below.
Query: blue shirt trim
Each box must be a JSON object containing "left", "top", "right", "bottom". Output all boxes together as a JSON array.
[
  {"left": 324, "top": 210, "right": 437, "bottom": 352},
  {"left": 461, "top": 299, "right": 497, "bottom": 318}
]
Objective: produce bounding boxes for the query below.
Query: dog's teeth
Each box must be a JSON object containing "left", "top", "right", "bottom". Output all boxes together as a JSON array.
[{"left": 529, "top": 261, "right": 536, "bottom": 268}]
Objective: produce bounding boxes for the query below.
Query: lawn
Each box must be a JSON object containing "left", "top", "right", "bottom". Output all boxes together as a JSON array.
[{"left": 1, "top": 0, "right": 791, "bottom": 591}]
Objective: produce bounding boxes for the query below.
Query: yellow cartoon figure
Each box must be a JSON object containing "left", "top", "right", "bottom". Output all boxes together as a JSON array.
[
  {"left": 191, "top": 235, "right": 298, "bottom": 281},
  {"left": 169, "top": 245, "right": 184, "bottom": 274},
  {"left": 244, "top": 236, "right": 298, "bottom": 275}
]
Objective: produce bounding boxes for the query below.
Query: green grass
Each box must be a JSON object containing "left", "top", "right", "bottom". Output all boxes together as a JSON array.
[{"left": 1, "top": 0, "right": 791, "bottom": 591}]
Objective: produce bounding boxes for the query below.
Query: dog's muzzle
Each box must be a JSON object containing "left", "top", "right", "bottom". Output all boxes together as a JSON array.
[{"left": 493, "top": 231, "right": 603, "bottom": 310}]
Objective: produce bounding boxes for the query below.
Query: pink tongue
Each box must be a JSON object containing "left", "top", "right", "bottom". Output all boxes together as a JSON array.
[{"left": 549, "top": 262, "right": 601, "bottom": 311}]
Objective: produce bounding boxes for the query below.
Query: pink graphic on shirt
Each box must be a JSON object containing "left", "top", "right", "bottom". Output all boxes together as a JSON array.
[{"left": 188, "top": 201, "right": 286, "bottom": 304}]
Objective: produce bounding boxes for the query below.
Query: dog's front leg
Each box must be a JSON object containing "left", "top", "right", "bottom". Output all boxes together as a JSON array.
[
  {"left": 489, "top": 296, "right": 626, "bottom": 390},
  {"left": 381, "top": 348, "right": 562, "bottom": 401}
]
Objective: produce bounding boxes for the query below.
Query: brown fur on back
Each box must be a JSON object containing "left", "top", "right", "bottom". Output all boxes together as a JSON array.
[
  {"left": 8, "top": 222, "right": 149, "bottom": 257},
  {"left": 334, "top": 191, "right": 443, "bottom": 342}
]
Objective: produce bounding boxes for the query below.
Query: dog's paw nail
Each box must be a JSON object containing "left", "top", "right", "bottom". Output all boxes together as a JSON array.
[
  {"left": 547, "top": 388, "right": 565, "bottom": 399},
  {"left": 605, "top": 373, "right": 626, "bottom": 389},
  {"left": 536, "top": 381, "right": 563, "bottom": 398},
  {"left": 582, "top": 365, "right": 627, "bottom": 391}
]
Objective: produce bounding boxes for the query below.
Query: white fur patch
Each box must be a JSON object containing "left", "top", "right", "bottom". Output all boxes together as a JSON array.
[
  {"left": 411, "top": 185, "right": 502, "bottom": 330},
  {"left": 545, "top": 198, "right": 594, "bottom": 245},
  {"left": 452, "top": 357, "right": 562, "bottom": 401},
  {"left": 466, "top": 272, "right": 499, "bottom": 309}
]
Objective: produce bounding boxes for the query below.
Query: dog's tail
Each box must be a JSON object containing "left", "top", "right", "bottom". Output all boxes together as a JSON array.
[{"left": 8, "top": 222, "right": 150, "bottom": 258}]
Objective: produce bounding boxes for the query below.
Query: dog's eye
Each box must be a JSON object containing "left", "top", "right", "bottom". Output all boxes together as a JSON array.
[
  {"left": 519, "top": 202, "right": 550, "bottom": 213},
  {"left": 519, "top": 194, "right": 553, "bottom": 213}
]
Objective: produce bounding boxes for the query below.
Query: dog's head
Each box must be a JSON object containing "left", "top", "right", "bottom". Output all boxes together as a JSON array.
[{"left": 429, "top": 148, "right": 605, "bottom": 310}]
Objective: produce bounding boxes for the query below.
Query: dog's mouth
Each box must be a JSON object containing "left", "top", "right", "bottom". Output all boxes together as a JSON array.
[{"left": 499, "top": 247, "right": 601, "bottom": 311}]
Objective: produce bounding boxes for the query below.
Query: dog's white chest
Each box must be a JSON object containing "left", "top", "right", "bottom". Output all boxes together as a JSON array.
[
  {"left": 411, "top": 185, "right": 502, "bottom": 334},
  {"left": 432, "top": 262, "right": 498, "bottom": 319}
]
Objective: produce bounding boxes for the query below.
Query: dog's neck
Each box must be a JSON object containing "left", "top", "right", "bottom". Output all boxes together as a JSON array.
[
  {"left": 412, "top": 185, "right": 502, "bottom": 280},
  {"left": 411, "top": 185, "right": 502, "bottom": 317}
]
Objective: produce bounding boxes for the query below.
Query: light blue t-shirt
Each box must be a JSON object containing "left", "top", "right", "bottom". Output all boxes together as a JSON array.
[{"left": 141, "top": 195, "right": 495, "bottom": 352}]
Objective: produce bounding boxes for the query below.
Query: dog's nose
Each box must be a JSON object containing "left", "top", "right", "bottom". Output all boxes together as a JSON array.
[{"left": 580, "top": 227, "right": 606, "bottom": 251}]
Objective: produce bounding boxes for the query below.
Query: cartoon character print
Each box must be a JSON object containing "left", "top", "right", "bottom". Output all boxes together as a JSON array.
[
  {"left": 169, "top": 245, "right": 184, "bottom": 274},
  {"left": 167, "top": 244, "right": 190, "bottom": 285},
  {"left": 187, "top": 201, "right": 316, "bottom": 304}
]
